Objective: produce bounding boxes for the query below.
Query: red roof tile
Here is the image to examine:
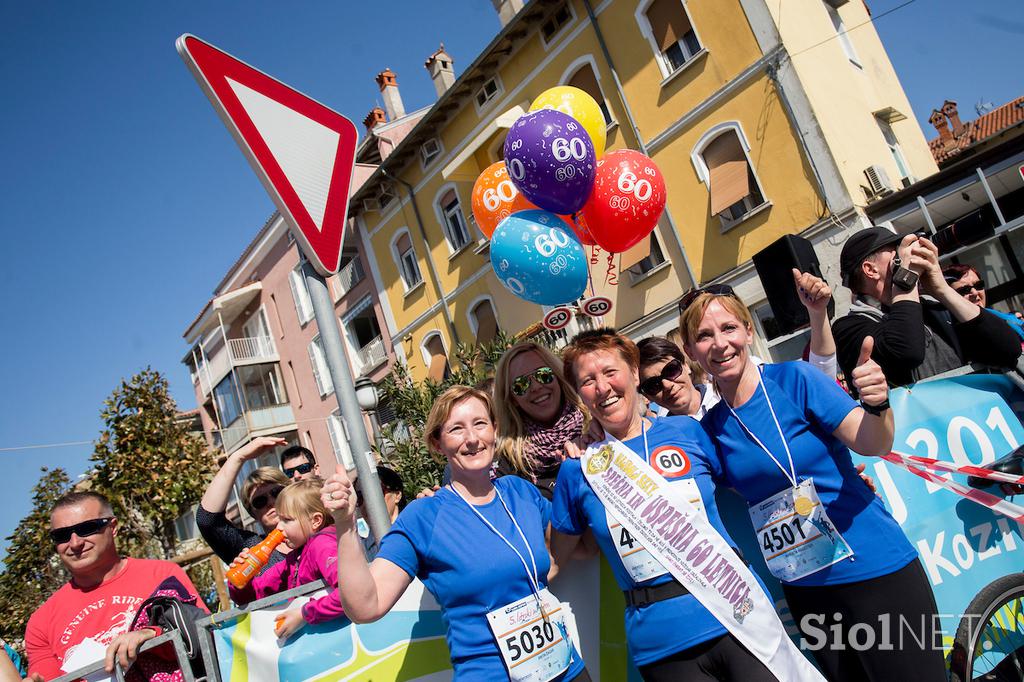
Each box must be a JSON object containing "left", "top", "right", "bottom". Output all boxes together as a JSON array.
[{"left": 929, "top": 95, "right": 1024, "bottom": 165}]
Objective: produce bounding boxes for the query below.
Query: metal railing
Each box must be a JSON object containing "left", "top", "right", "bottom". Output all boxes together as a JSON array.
[
  {"left": 227, "top": 335, "right": 276, "bottom": 364},
  {"left": 222, "top": 404, "right": 296, "bottom": 454},
  {"left": 52, "top": 629, "right": 196, "bottom": 682},
  {"left": 356, "top": 335, "right": 387, "bottom": 371},
  {"left": 333, "top": 258, "right": 365, "bottom": 300}
]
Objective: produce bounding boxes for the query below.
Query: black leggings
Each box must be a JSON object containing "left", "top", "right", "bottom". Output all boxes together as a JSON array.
[
  {"left": 638, "top": 633, "right": 778, "bottom": 681},
  {"left": 782, "top": 559, "right": 947, "bottom": 682}
]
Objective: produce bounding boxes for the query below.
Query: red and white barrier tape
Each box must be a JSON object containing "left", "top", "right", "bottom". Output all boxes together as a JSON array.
[{"left": 881, "top": 451, "right": 1024, "bottom": 522}]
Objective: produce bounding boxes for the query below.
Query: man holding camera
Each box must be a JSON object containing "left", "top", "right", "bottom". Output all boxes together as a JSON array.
[{"left": 832, "top": 226, "right": 1020, "bottom": 393}]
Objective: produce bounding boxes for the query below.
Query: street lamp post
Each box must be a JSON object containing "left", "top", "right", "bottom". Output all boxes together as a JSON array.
[{"left": 354, "top": 376, "right": 382, "bottom": 445}]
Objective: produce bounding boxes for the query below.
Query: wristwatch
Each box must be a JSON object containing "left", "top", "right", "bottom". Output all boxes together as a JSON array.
[
  {"left": 860, "top": 399, "right": 890, "bottom": 416},
  {"left": 890, "top": 256, "right": 919, "bottom": 292}
]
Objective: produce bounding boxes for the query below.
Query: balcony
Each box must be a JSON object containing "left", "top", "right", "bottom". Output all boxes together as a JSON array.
[
  {"left": 333, "top": 258, "right": 366, "bottom": 301},
  {"left": 195, "top": 335, "right": 279, "bottom": 396},
  {"left": 356, "top": 335, "right": 387, "bottom": 373},
  {"left": 221, "top": 404, "right": 297, "bottom": 454}
]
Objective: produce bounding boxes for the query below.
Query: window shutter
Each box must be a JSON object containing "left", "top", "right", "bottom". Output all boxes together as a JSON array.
[
  {"left": 646, "top": 0, "right": 692, "bottom": 52},
  {"left": 328, "top": 413, "right": 354, "bottom": 469},
  {"left": 428, "top": 352, "right": 448, "bottom": 382},
  {"left": 473, "top": 302, "right": 499, "bottom": 342},
  {"left": 396, "top": 232, "right": 412, "bottom": 254},
  {"left": 703, "top": 133, "right": 751, "bottom": 216},
  {"left": 309, "top": 339, "right": 333, "bottom": 396},
  {"left": 568, "top": 66, "right": 602, "bottom": 105},
  {"left": 620, "top": 236, "right": 652, "bottom": 270}
]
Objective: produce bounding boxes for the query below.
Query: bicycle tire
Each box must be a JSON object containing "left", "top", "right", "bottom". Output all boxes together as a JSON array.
[{"left": 950, "top": 573, "right": 1024, "bottom": 682}]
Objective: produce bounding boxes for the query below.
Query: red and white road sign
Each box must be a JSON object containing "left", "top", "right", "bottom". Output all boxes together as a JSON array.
[
  {"left": 177, "top": 35, "right": 357, "bottom": 276},
  {"left": 543, "top": 307, "right": 573, "bottom": 331}
]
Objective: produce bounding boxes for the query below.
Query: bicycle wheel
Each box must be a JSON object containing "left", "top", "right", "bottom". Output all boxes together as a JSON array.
[{"left": 950, "top": 573, "right": 1024, "bottom": 682}]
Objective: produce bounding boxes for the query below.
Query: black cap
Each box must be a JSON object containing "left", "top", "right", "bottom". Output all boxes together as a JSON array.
[{"left": 839, "top": 227, "right": 902, "bottom": 287}]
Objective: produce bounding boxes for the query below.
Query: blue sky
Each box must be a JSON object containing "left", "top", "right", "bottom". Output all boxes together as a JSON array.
[{"left": 0, "top": 0, "right": 1019, "bottom": 557}]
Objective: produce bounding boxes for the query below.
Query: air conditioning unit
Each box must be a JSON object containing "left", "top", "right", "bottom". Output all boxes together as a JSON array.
[
  {"left": 362, "top": 197, "right": 381, "bottom": 212},
  {"left": 864, "top": 164, "right": 896, "bottom": 198}
]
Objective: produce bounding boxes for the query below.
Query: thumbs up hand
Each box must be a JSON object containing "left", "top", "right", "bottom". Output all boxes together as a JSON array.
[
  {"left": 321, "top": 464, "right": 357, "bottom": 527},
  {"left": 851, "top": 336, "right": 888, "bottom": 409}
]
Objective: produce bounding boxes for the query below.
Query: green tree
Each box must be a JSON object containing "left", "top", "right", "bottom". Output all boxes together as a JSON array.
[
  {"left": 0, "top": 467, "right": 72, "bottom": 649},
  {"left": 376, "top": 333, "right": 517, "bottom": 500},
  {"left": 90, "top": 368, "right": 214, "bottom": 560}
]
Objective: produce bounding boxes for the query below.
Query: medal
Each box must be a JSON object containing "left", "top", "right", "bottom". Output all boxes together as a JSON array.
[{"left": 794, "top": 495, "right": 814, "bottom": 516}]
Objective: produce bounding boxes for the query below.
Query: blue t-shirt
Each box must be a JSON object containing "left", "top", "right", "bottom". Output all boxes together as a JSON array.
[
  {"left": 377, "top": 475, "right": 585, "bottom": 681},
  {"left": 702, "top": 361, "right": 917, "bottom": 587},
  {"left": 552, "top": 417, "right": 750, "bottom": 666}
]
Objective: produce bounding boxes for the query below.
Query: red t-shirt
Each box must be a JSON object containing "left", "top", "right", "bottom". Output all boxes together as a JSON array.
[{"left": 25, "top": 558, "right": 203, "bottom": 681}]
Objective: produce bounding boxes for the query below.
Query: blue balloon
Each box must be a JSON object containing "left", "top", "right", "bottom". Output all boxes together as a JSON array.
[{"left": 490, "top": 210, "right": 588, "bottom": 306}]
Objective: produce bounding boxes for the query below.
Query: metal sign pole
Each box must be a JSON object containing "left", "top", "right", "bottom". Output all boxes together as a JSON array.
[{"left": 302, "top": 260, "right": 391, "bottom": 542}]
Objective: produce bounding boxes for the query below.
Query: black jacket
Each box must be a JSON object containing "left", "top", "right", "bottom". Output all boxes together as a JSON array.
[{"left": 832, "top": 298, "right": 1021, "bottom": 394}]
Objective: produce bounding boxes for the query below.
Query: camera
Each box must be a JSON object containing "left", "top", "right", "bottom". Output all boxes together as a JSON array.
[{"left": 916, "top": 206, "right": 997, "bottom": 256}]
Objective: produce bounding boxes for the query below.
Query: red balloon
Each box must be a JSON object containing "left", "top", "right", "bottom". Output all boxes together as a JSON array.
[{"left": 580, "top": 150, "right": 666, "bottom": 253}]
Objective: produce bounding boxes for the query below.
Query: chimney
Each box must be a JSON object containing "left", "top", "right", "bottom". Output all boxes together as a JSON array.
[
  {"left": 363, "top": 106, "right": 386, "bottom": 133},
  {"left": 491, "top": 0, "right": 525, "bottom": 27},
  {"left": 425, "top": 44, "right": 456, "bottom": 98},
  {"left": 942, "top": 100, "right": 965, "bottom": 138},
  {"left": 375, "top": 68, "right": 405, "bottom": 121},
  {"left": 929, "top": 109, "right": 951, "bottom": 143}
]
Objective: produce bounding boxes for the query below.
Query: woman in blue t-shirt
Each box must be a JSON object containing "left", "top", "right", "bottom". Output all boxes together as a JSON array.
[
  {"left": 554, "top": 329, "right": 780, "bottom": 681},
  {"left": 321, "top": 385, "right": 588, "bottom": 682},
  {"left": 679, "top": 289, "right": 945, "bottom": 682}
]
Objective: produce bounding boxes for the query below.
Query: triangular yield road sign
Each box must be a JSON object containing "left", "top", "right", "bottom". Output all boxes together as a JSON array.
[{"left": 177, "top": 34, "right": 357, "bottom": 276}]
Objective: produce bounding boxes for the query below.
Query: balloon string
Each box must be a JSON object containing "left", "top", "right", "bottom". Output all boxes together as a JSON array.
[
  {"left": 586, "top": 260, "right": 596, "bottom": 298},
  {"left": 590, "top": 244, "right": 600, "bottom": 266},
  {"left": 606, "top": 252, "right": 618, "bottom": 286}
]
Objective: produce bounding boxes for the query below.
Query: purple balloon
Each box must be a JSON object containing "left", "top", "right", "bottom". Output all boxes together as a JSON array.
[{"left": 504, "top": 109, "right": 596, "bottom": 215}]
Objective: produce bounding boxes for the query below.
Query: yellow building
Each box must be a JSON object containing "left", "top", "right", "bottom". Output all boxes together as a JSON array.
[{"left": 348, "top": 0, "right": 937, "bottom": 379}]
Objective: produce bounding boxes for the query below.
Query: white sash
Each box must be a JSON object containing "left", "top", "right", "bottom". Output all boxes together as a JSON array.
[{"left": 581, "top": 436, "right": 825, "bottom": 682}]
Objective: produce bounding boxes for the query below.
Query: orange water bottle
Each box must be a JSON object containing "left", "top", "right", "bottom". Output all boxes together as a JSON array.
[{"left": 226, "top": 529, "right": 285, "bottom": 588}]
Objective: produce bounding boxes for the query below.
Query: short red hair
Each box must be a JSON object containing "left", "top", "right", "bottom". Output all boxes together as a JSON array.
[{"left": 562, "top": 328, "right": 640, "bottom": 389}]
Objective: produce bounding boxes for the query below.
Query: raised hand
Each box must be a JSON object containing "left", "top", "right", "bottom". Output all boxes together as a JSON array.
[
  {"left": 792, "top": 269, "right": 831, "bottom": 314},
  {"left": 234, "top": 436, "right": 289, "bottom": 462},
  {"left": 851, "top": 336, "right": 888, "bottom": 408},
  {"left": 321, "top": 464, "right": 357, "bottom": 526}
]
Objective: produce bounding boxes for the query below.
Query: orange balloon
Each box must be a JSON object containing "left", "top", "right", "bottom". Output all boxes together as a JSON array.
[{"left": 472, "top": 162, "right": 530, "bottom": 239}]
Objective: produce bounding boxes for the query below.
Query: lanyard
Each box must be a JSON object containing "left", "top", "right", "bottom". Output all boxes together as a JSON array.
[
  {"left": 724, "top": 368, "right": 799, "bottom": 489},
  {"left": 449, "top": 483, "right": 543, "bottom": 599}
]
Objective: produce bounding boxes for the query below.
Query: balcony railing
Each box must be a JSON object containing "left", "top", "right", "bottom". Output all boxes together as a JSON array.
[
  {"left": 333, "top": 259, "right": 366, "bottom": 301},
  {"left": 228, "top": 335, "right": 277, "bottom": 364},
  {"left": 356, "top": 335, "right": 387, "bottom": 372},
  {"left": 221, "top": 404, "right": 297, "bottom": 454},
  {"left": 516, "top": 313, "right": 599, "bottom": 351}
]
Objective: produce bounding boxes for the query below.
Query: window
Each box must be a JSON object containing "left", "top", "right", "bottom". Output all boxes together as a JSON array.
[
  {"left": 438, "top": 188, "right": 471, "bottom": 251},
  {"left": 876, "top": 117, "right": 911, "bottom": 186},
  {"left": 420, "top": 138, "right": 442, "bottom": 168},
  {"left": 541, "top": 3, "right": 573, "bottom": 44},
  {"left": 423, "top": 334, "right": 450, "bottom": 382},
  {"left": 826, "top": 4, "right": 861, "bottom": 67},
  {"left": 567, "top": 63, "right": 612, "bottom": 126},
  {"left": 752, "top": 302, "right": 811, "bottom": 363},
  {"left": 392, "top": 230, "right": 422, "bottom": 290},
  {"left": 469, "top": 298, "right": 499, "bottom": 342},
  {"left": 308, "top": 336, "right": 334, "bottom": 397},
  {"left": 379, "top": 183, "right": 397, "bottom": 209},
  {"left": 642, "top": 0, "right": 703, "bottom": 77},
  {"left": 289, "top": 265, "right": 314, "bottom": 325},
  {"left": 626, "top": 233, "right": 667, "bottom": 281},
  {"left": 475, "top": 77, "right": 502, "bottom": 109},
  {"left": 174, "top": 507, "right": 199, "bottom": 543},
  {"left": 328, "top": 410, "right": 354, "bottom": 470},
  {"left": 694, "top": 126, "right": 768, "bottom": 227},
  {"left": 213, "top": 374, "right": 242, "bottom": 427},
  {"left": 235, "top": 363, "right": 288, "bottom": 410}
]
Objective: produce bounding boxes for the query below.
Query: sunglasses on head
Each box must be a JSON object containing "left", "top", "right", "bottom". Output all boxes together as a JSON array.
[
  {"left": 283, "top": 462, "right": 314, "bottom": 478},
  {"left": 50, "top": 517, "right": 114, "bottom": 545},
  {"left": 639, "top": 359, "right": 684, "bottom": 398},
  {"left": 250, "top": 485, "right": 284, "bottom": 512},
  {"left": 955, "top": 280, "right": 985, "bottom": 296},
  {"left": 678, "top": 284, "right": 736, "bottom": 313},
  {"left": 511, "top": 366, "right": 556, "bottom": 397}
]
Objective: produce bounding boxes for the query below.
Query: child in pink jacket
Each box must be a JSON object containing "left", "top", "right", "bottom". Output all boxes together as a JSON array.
[{"left": 228, "top": 478, "right": 343, "bottom": 639}]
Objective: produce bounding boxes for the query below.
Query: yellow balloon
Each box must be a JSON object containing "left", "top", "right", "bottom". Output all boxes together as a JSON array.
[{"left": 529, "top": 86, "right": 607, "bottom": 159}]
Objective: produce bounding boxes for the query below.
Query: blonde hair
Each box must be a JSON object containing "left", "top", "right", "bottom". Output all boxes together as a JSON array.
[
  {"left": 275, "top": 477, "right": 331, "bottom": 534},
  {"left": 678, "top": 291, "right": 755, "bottom": 347},
  {"left": 493, "top": 342, "right": 589, "bottom": 476},
  {"left": 241, "top": 467, "right": 290, "bottom": 515},
  {"left": 424, "top": 386, "right": 495, "bottom": 464}
]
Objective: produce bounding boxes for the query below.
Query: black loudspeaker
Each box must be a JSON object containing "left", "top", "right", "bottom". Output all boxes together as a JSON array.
[{"left": 751, "top": 234, "right": 833, "bottom": 336}]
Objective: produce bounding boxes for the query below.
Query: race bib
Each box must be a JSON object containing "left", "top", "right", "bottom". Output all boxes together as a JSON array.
[
  {"left": 487, "top": 588, "right": 573, "bottom": 682},
  {"left": 749, "top": 478, "right": 853, "bottom": 582},
  {"left": 606, "top": 478, "right": 706, "bottom": 582}
]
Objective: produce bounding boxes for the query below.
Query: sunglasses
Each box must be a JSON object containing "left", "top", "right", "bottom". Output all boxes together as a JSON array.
[
  {"left": 50, "top": 517, "right": 114, "bottom": 545},
  {"left": 954, "top": 280, "right": 985, "bottom": 296},
  {"left": 250, "top": 485, "right": 284, "bottom": 512},
  {"left": 678, "top": 284, "right": 736, "bottom": 313},
  {"left": 639, "top": 359, "right": 684, "bottom": 398},
  {"left": 511, "top": 366, "right": 556, "bottom": 397},
  {"left": 283, "top": 462, "right": 314, "bottom": 478}
]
